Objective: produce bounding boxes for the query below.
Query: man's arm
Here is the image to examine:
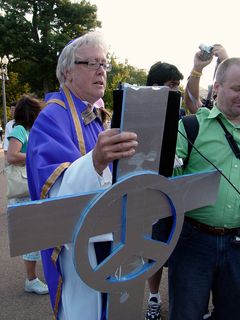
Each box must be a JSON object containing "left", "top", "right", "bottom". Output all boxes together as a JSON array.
[
  {"left": 184, "top": 52, "right": 212, "bottom": 113},
  {"left": 185, "top": 44, "right": 228, "bottom": 114}
]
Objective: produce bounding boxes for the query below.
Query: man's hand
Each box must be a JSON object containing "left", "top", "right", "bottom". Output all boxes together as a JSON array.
[
  {"left": 194, "top": 51, "right": 213, "bottom": 72},
  {"left": 194, "top": 44, "right": 228, "bottom": 72},
  {"left": 92, "top": 128, "right": 138, "bottom": 175},
  {"left": 212, "top": 44, "right": 228, "bottom": 62}
]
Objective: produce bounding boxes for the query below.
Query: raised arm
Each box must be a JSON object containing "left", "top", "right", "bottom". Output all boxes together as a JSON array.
[
  {"left": 184, "top": 51, "right": 212, "bottom": 113},
  {"left": 184, "top": 44, "right": 228, "bottom": 114}
]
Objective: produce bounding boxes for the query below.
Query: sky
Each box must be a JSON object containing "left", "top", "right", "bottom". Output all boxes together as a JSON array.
[{"left": 86, "top": 0, "right": 239, "bottom": 89}]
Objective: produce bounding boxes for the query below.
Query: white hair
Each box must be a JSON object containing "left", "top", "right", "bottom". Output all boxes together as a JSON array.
[{"left": 56, "top": 31, "right": 108, "bottom": 86}]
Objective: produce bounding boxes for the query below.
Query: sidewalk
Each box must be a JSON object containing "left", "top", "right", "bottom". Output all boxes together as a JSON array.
[
  {"left": 0, "top": 149, "right": 52, "bottom": 320},
  {"left": 0, "top": 148, "right": 169, "bottom": 319}
]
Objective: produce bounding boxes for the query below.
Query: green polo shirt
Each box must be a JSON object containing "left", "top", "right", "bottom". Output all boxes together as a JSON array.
[{"left": 174, "top": 105, "right": 240, "bottom": 228}]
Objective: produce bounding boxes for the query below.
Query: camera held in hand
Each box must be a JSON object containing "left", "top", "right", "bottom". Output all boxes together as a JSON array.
[{"left": 198, "top": 43, "right": 214, "bottom": 61}]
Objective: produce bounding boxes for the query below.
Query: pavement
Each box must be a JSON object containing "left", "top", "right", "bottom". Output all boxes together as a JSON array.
[
  {"left": 0, "top": 148, "right": 169, "bottom": 320},
  {"left": 0, "top": 149, "right": 52, "bottom": 320}
]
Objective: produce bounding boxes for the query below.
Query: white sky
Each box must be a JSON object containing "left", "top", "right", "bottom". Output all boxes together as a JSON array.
[{"left": 87, "top": 0, "right": 239, "bottom": 89}]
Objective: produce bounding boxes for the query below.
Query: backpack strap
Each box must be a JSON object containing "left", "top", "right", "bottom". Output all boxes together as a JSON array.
[
  {"left": 216, "top": 117, "right": 240, "bottom": 159},
  {"left": 181, "top": 114, "right": 199, "bottom": 168}
]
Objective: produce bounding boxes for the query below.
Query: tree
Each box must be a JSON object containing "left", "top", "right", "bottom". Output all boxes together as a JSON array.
[
  {"left": 0, "top": 71, "right": 31, "bottom": 122},
  {"left": 0, "top": 0, "right": 101, "bottom": 95},
  {"left": 104, "top": 55, "right": 147, "bottom": 110}
]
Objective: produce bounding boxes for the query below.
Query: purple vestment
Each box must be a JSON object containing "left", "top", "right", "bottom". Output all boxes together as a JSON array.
[{"left": 26, "top": 85, "right": 105, "bottom": 319}]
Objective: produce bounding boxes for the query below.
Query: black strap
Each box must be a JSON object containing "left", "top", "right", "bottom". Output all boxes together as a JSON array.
[
  {"left": 216, "top": 117, "right": 240, "bottom": 159},
  {"left": 182, "top": 115, "right": 199, "bottom": 168},
  {"left": 204, "top": 58, "right": 220, "bottom": 109}
]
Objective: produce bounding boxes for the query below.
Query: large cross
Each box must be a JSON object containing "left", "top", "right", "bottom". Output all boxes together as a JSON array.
[{"left": 7, "top": 86, "right": 220, "bottom": 319}]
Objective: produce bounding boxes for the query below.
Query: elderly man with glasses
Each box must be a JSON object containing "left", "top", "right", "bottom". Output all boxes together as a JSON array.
[{"left": 26, "top": 31, "right": 138, "bottom": 320}]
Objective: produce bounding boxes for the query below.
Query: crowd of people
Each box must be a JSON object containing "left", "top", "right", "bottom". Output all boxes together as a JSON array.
[{"left": 1, "top": 32, "right": 240, "bottom": 320}]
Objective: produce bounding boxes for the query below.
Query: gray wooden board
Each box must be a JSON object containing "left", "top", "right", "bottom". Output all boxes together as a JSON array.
[
  {"left": 8, "top": 192, "right": 97, "bottom": 256},
  {"left": 116, "top": 86, "right": 169, "bottom": 178}
]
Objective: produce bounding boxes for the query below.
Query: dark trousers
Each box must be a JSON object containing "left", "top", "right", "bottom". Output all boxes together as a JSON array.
[
  {"left": 168, "top": 220, "right": 240, "bottom": 320},
  {"left": 94, "top": 241, "right": 112, "bottom": 320}
]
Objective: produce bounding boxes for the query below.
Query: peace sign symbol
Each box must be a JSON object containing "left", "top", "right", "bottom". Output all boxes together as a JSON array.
[{"left": 73, "top": 171, "right": 184, "bottom": 293}]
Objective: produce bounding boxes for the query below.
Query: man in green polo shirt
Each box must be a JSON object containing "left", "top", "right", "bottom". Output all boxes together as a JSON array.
[{"left": 168, "top": 57, "right": 240, "bottom": 320}]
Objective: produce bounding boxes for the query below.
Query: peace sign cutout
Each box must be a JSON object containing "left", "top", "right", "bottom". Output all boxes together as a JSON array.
[{"left": 73, "top": 172, "right": 184, "bottom": 293}]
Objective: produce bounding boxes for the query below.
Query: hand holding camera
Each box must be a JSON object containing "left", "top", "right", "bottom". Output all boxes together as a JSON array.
[
  {"left": 198, "top": 43, "right": 214, "bottom": 61},
  {"left": 198, "top": 43, "right": 228, "bottom": 62}
]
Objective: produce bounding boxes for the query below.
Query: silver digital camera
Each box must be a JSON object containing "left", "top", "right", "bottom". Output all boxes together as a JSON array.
[{"left": 198, "top": 43, "right": 214, "bottom": 61}]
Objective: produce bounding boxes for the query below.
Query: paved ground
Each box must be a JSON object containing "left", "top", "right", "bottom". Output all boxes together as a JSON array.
[{"left": 0, "top": 147, "right": 169, "bottom": 320}]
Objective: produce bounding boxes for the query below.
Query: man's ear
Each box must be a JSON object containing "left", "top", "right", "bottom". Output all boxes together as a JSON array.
[
  {"left": 213, "top": 81, "right": 220, "bottom": 93},
  {"left": 64, "top": 69, "right": 72, "bottom": 81}
]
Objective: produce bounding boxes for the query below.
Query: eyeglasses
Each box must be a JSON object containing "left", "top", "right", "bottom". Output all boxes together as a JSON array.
[{"left": 74, "top": 60, "right": 112, "bottom": 72}]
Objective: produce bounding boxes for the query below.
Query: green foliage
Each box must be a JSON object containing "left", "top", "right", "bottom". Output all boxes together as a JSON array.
[
  {"left": 178, "top": 84, "right": 188, "bottom": 114},
  {"left": 0, "top": 0, "right": 100, "bottom": 95},
  {"left": 104, "top": 55, "right": 147, "bottom": 110},
  {"left": 0, "top": 0, "right": 148, "bottom": 116},
  {"left": 1, "top": 0, "right": 186, "bottom": 115},
  {"left": 0, "top": 71, "right": 31, "bottom": 121}
]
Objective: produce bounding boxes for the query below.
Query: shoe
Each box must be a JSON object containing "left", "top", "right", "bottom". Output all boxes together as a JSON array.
[
  {"left": 203, "top": 309, "right": 215, "bottom": 319},
  {"left": 145, "top": 297, "right": 162, "bottom": 320},
  {"left": 24, "top": 278, "right": 49, "bottom": 295}
]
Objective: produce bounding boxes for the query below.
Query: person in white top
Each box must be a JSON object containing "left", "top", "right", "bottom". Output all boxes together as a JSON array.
[
  {"left": 0, "top": 124, "right": 3, "bottom": 143},
  {"left": 3, "top": 101, "right": 16, "bottom": 154}
]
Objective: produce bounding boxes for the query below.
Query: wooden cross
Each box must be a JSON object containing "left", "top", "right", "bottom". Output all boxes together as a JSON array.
[{"left": 7, "top": 86, "right": 220, "bottom": 319}]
